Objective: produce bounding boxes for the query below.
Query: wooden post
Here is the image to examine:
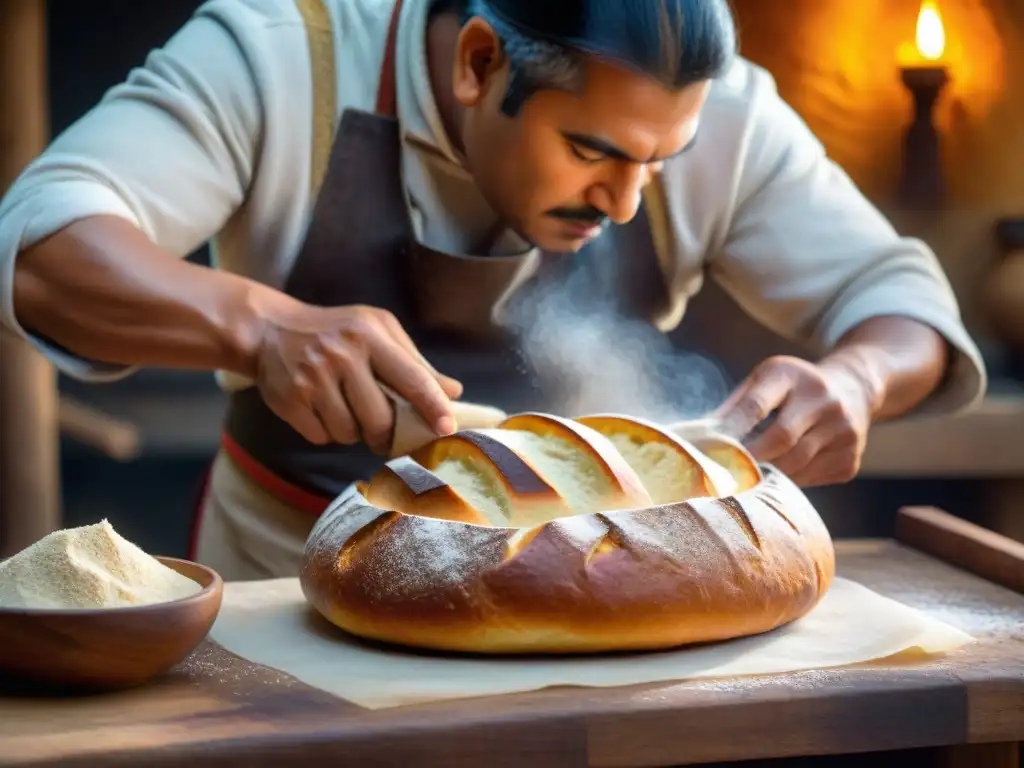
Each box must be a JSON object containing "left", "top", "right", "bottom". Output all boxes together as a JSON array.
[{"left": 0, "top": 0, "right": 61, "bottom": 556}]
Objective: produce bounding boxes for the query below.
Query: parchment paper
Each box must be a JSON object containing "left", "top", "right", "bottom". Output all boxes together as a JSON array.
[{"left": 208, "top": 577, "right": 972, "bottom": 710}]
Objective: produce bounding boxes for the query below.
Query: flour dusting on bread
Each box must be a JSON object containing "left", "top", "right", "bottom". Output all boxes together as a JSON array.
[{"left": 299, "top": 408, "right": 835, "bottom": 656}]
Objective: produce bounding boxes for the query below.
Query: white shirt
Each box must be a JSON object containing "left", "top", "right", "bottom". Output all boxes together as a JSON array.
[{"left": 0, "top": 0, "right": 987, "bottom": 416}]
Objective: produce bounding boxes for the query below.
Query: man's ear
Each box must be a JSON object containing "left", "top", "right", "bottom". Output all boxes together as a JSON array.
[{"left": 452, "top": 18, "right": 506, "bottom": 107}]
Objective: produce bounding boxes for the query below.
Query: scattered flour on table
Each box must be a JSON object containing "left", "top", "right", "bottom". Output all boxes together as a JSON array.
[{"left": 0, "top": 519, "right": 201, "bottom": 610}]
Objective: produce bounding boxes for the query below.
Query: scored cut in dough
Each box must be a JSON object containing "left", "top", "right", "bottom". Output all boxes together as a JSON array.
[
  {"left": 576, "top": 414, "right": 739, "bottom": 504},
  {"left": 428, "top": 456, "right": 514, "bottom": 526},
  {"left": 688, "top": 434, "right": 763, "bottom": 493},
  {"left": 605, "top": 434, "right": 736, "bottom": 502},
  {"left": 496, "top": 413, "right": 653, "bottom": 515},
  {"left": 473, "top": 429, "right": 617, "bottom": 521},
  {"left": 412, "top": 430, "right": 575, "bottom": 527},
  {"left": 384, "top": 414, "right": 757, "bottom": 529},
  {"left": 364, "top": 456, "right": 503, "bottom": 526}
]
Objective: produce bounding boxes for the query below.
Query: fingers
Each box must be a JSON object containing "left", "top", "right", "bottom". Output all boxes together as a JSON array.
[
  {"left": 788, "top": 444, "right": 862, "bottom": 487},
  {"left": 715, "top": 355, "right": 868, "bottom": 488},
  {"left": 325, "top": 345, "right": 397, "bottom": 455},
  {"left": 287, "top": 408, "right": 330, "bottom": 446},
  {"left": 767, "top": 422, "right": 829, "bottom": 478},
  {"left": 262, "top": 366, "right": 330, "bottom": 446},
  {"left": 366, "top": 333, "right": 458, "bottom": 438},
  {"left": 256, "top": 306, "right": 465, "bottom": 453},
  {"left": 745, "top": 397, "right": 819, "bottom": 463},
  {"left": 375, "top": 309, "right": 464, "bottom": 400},
  {"left": 307, "top": 351, "right": 359, "bottom": 445},
  {"left": 436, "top": 373, "right": 466, "bottom": 401},
  {"left": 714, "top": 363, "right": 794, "bottom": 442}
]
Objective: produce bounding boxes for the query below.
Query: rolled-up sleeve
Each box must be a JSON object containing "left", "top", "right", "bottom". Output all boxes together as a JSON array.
[
  {"left": 0, "top": 0, "right": 264, "bottom": 380},
  {"left": 711, "top": 76, "right": 987, "bottom": 417}
]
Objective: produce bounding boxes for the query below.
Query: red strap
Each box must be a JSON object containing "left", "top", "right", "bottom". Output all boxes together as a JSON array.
[
  {"left": 220, "top": 432, "right": 333, "bottom": 516},
  {"left": 186, "top": 463, "right": 214, "bottom": 561},
  {"left": 375, "top": 0, "right": 405, "bottom": 117}
]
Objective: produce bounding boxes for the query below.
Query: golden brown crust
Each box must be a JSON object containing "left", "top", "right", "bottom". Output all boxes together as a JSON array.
[{"left": 299, "top": 413, "right": 836, "bottom": 655}]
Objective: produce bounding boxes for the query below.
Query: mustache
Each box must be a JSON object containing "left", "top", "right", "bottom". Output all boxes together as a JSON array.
[{"left": 546, "top": 206, "right": 608, "bottom": 225}]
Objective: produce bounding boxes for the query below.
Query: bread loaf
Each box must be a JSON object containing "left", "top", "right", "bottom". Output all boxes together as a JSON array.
[{"left": 300, "top": 412, "right": 836, "bottom": 654}]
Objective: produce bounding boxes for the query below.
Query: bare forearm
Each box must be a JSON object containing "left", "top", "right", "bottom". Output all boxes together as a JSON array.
[
  {"left": 819, "top": 315, "right": 949, "bottom": 421},
  {"left": 12, "top": 215, "right": 275, "bottom": 377}
]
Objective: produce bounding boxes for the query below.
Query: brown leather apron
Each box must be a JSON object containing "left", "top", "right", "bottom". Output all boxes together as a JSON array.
[{"left": 190, "top": 0, "right": 675, "bottom": 557}]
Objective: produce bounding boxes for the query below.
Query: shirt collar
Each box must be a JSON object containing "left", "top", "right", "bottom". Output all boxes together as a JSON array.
[
  {"left": 395, "top": 0, "right": 463, "bottom": 167},
  {"left": 392, "top": 0, "right": 534, "bottom": 256}
]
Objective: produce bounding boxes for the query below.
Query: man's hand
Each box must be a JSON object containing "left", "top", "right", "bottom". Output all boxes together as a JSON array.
[
  {"left": 254, "top": 303, "right": 463, "bottom": 454},
  {"left": 712, "top": 318, "right": 950, "bottom": 487},
  {"left": 713, "top": 355, "right": 884, "bottom": 487}
]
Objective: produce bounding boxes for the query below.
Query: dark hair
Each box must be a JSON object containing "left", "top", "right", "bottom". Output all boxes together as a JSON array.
[{"left": 432, "top": 0, "right": 737, "bottom": 116}]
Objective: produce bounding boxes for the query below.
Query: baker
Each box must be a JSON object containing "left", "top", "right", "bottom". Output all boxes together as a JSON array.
[{"left": 0, "top": 0, "right": 986, "bottom": 581}]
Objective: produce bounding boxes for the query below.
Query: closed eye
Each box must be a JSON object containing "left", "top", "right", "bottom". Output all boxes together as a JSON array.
[
  {"left": 562, "top": 130, "right": 698, "bottom": 166},
  {"left": 569, "top": 141, "right": 605, "bottom": 164}
]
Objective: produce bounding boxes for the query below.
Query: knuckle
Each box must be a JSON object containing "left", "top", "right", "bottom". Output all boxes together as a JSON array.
[
  {"left": 350, "top": 305, "right": 387, "bottom": 330},
  {"left": 327, "top": 345, "right": 359, "bottom": 374},
  {"left": 759, "top": 354, "right": 791, "bottom": 371},
  {"left": 837, "top": 425, "right": 861, "bottom": 448},
  {"left": 739, "top": 394, "right": 771, "bottom": 423},
  {"left": 810, "top": 378, "right": 831, "bottom": 398},
  {"left": 829, "top": 452, "right": 861, "bottom": 483},
  {"left": 789, "top": 439, "right": 816, "bottom": 466},
  {"left": 289, "top": 371, "right": 314, "bottom": 400},
  {"left": 820, "top": 396, "right": 849, "bottom": 423},
  {"left": 330, "top": 414, "right": 359, "bottom": 444},
  {"left": 299, "top": 345, "right": 325, "bottom": 371},
  {"left": 362, "top": 421, "right": 393, "bottom": 451},
  {"left": 759, "top": 355, "right": 802, "bottom": 377},
  {"left": 338, "top": 323, "right": 372, "bottom": 349},
  {"left": 329, "top": 426, "right": 358, "bottom": 446},
  {"left": 834, "top": 462, "right": 859, "bottom": 483},
  {"left": 772, "top": 424, "right": 801, "bottom": 452}
]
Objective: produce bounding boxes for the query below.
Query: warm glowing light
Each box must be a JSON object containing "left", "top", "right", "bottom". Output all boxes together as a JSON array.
[{"left": 915, "top": 1, "right": 946, "bottom": 61}]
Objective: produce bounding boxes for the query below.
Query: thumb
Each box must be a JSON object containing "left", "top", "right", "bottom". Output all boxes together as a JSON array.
[{"left": 714, "top": 365, "right": 793, "bottom": 440}]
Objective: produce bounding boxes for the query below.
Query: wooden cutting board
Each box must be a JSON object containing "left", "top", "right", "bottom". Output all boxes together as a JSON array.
[{"left": 0, "top": 507, "right": 1021, "bottom": 768}]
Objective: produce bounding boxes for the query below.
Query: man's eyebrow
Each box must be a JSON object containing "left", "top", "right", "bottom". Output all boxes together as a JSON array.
[{"left": 561, "top": 131, "right": 698, "bottom": 163}]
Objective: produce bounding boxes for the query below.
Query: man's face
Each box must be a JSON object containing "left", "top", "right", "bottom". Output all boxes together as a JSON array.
[{"left": 452, "top": 20, "right": 710, "bottom": 253}]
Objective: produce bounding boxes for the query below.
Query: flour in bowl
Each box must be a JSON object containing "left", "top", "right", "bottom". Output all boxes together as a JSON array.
[{"left": 0, "top": 520, "right": 201, "bottom": 610}]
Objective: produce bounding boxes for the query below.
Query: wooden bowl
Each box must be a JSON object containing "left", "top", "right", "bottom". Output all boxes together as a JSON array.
[{"left": 0, "top": 557, "right": 223, "bottom": 692}]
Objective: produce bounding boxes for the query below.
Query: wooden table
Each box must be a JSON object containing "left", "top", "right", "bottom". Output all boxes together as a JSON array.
[{"left": 1, "top": 508, "right": 1021, "bottom": 768}]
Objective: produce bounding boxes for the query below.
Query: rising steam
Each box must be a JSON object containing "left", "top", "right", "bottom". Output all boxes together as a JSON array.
[{"left": 498, "top": 255, "right": 732, "bottom": 424}]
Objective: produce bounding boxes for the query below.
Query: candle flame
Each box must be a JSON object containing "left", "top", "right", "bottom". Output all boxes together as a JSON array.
[{"left": 915, "top": 1, "right": 946, "bottom": 60}]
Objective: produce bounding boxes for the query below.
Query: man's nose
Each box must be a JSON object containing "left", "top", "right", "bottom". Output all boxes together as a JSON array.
[{"left": 590, "top": 163, "right": 652, "bottom": 225}]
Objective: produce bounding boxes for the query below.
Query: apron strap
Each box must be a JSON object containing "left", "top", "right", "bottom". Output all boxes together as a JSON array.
[
  {"left": 294, "top": 0, "right": 339, "bottom": 200},
  {"left": 641, "top": 173, "right": 686, "bottom": 332},
  {"left": 294, "top": 0, "right": 404, "bottom": 199},
  {"left": 375, "top": 0, "right": 405, "bottom": 117}
]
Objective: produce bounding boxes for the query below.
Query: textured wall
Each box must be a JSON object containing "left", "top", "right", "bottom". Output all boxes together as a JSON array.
[{"left": 728, "top": 0, "right": 1024, "bottom": 334}]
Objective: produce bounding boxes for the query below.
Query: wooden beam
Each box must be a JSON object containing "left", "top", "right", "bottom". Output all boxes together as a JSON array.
[{"left": 0, "top": 0, "right": 61, "bottom": 557}]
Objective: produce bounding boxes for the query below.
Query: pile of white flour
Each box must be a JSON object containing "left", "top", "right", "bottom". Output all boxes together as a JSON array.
[{"left": 0, "top": 520, "right": 201, "bottom": 610}]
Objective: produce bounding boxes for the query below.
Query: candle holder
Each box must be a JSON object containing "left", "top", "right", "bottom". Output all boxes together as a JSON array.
[
  {"left": 897, "top": 65, "right": 949, "bottom": 211},
  {"left": 986, "top": 217, "right": 1024, "bottom": 376}
]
